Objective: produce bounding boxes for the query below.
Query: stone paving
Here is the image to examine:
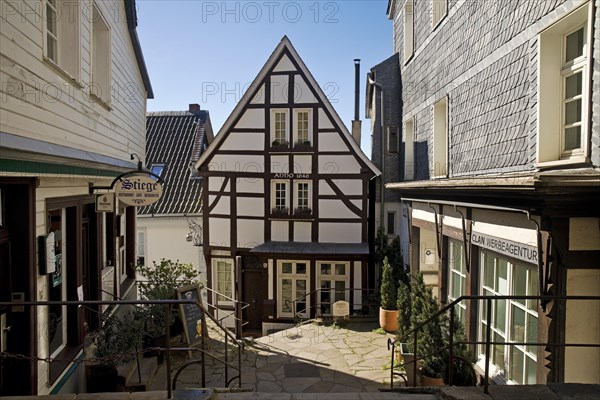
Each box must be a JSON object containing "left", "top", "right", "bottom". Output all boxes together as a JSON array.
[{"left": 150, "top": 320, "right": 398, "bottom": 393}]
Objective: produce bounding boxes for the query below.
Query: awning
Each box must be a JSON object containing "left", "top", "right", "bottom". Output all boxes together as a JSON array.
[{"left": 250, "top": 241, "right": 369, "bottom": 256}]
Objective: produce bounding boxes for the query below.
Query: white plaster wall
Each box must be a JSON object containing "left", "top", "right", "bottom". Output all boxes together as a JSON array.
[
  {"left": 318, "top": 155, "right": 361, "bottom": 174},
  {"left": 220, "top": 132, "right": 264, "bottom": 151},
  {"left": 208, "top": 177, "right": 230, "bottom": 192},
  {"left": 564, "top": 269, "right": 600, "bottom": 383},
  {"left": 569, "top": 218, "right": 600, "bottom": 250},
  {"left": 293, "top": 222, "right": 311, "bottom": 242},
  {"left": 250, "top": 84, "right": 265, "bottom": 104},
  {"left": 271, "top": 75, "right": 289, "bottom": 104},
  {"left": 271, "top": 221, "right": 289, "bottom": 241},
  {"left": 332, "top": 179, "right": 363, "bottom": 196},
  {"left": 234, "top": 108, "right": 265, "bottom": 129},
  {"left": 294, "top": 75, "right": 317, "bottom": 103},
  {"left": 319, "top": 131, "right": 348, "bottom": 152},
  {"left": 319, "top": 199, "right": 358, "bottom": 219},
  {"left": 293, "top": 155, "right": 312, "bottom": 174},
  {"left": 237, "top": 219, "right": 265, "bottom": 249},
  {"left": 318, "top": 109, "right": 334, "bottom": 129},
  {"left": 271, "top": 156, "right": 290, "bottom": 173},
  {"left": 208, "top": 217, "right": 230, "bottom": 247},
  {"left": 319, "top": 223, "right": 361, "bottom": 243},
  {"left": 273, "top": 54, "right": 296, "bottom": 72},
  {"left": 209, "top": 155, "right": 264, "bottom": 173},
  {"left": 318, "top": 180, "right": 335, "bottom": 196},
  {"left": 237, "top": 197, "right": 264, "bottom": 217},
  {"left": 237, "top": 178, "right": 264, "bottom": 193},
  {"left": 137, "top": 216, "right": 206, "bottom": 279},
  {"left": 209, "top": 195, "right": 230, "bottom": 215}
]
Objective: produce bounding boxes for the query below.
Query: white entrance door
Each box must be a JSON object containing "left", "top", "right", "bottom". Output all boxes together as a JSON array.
[{"left": 317, "top": 262, "right": 350, "bottom": 315}]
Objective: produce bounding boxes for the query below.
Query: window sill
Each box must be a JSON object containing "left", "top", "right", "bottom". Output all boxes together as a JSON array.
[
  {"left": 89, "top": 92, "right": 113, "bottom": 111},
  {"left": 537, "top": 156, "right": 588, "bottom": 170},
  {"left": 43, "top": 57, "right": 82, "bottom": 88}
]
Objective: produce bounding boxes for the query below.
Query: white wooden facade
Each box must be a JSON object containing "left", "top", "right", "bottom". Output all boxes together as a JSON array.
[
  {"left": 0, "top": 0, "right": 152, "bottom": 395},
  {"left": 195, "top": 37, "right": 380, "bottom": 334}
]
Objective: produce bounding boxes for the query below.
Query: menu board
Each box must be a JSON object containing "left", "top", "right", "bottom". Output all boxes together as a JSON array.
[{"left": 176, "top": 284, "right": 205, "bottom": 346}]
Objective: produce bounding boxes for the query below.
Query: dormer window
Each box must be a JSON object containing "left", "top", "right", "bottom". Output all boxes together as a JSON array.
[{"left": 150, "top": 164, "right": 165, "bottom": 180}]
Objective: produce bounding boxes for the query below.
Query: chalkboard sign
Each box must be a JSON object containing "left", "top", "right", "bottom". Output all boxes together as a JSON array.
[{"left": 176, "top": 284, "right": 206, "bottom": 347}]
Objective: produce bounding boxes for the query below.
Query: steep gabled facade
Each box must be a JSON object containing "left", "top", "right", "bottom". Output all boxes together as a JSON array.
[
  {"left": 0, "top": 0, "right": 152, "bottom": 395},
  {"left": 195, "top": 37, "right": 380, "bottom": 335},
  {"left": 374, "top": 0, "right": 600, "bottom": 386},
  {"left": 137, "top": 104, "right": 213, "bottom": 281}
]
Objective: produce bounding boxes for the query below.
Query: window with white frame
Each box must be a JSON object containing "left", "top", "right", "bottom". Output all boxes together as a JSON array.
[
  {"left": 272, "top": 110, "right": 288, "bottom": 145},
  {"left": 278, "top": 261, "right": 309, "bottom": 317},
  {"left": 404, "top": 0, "right": 414, "bottom": 63},
  {"left": 432, "top": 0, "right": 447, "bottom": 28},
  {"left": 294, "top": 110, "right": 312, "bottom": 145},
  {"left": 44, "top": 0, "right": 80, "bottom": 80},
  {"left": 538, "top": 3, "right": 591, "bottom": 164},
  {"left": 448, "top": 239, "right": 466, "bottom": 322},
  {"left": 433, "top": 97, "right": 448, "bottom": 178},
  {"left": 214, "top": 259, "right": 234, "bottom": 305},
  {"left": 136, "top": 230, "right": 145, "bottom": 265},
  {"left": 295, "top": 181, "right": 311, "bottom": 213},
  {"left": 317, "top": 262, "right": 349, "bottom": 315},
  {"left": 479, "top": 250, "right": 539, "bottom": 384},
  {"left": 404, "top": 117, "right": 415, "bottom": 180},
  {"left": 272, "top": 180, "right": 289, "bottom": 214},
  {"left": 91, "top": 3, "right": 111, "bottom": 104}
]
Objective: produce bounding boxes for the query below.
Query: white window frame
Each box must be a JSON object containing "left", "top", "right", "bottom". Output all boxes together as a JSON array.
[
  {"left": 404, "top": 0, "right": 414, "bottom": 64},
  {"left": 48, "top": 208, "right": 68, "bottom": 359},
  {"left": 432, "top": 96, "right": 448, "bottom": 178},
  {"left": 90, "top": 2, "right": 112, "bottom": 106},
  {"left": 431, "top": 0, "right": 447, "bottom": 28},
  {"left": 293, "top": 109, "right": 312, "bottom": 146},
  {"left": 271, "top": 109, "right": 289, "bottom": 145},
  {"left": 271, "top": 180, "right": 290, "bottom": 214},
  {"left": 538, "top": 3, "right": 591, "bottom": 165},
  {"left": 212, "top": 258, "right": 235, "bottom": 306},
  {"left": 278, "top": 260, "right": 310, "bottom": 318},
  {"left": 404, "top": 117, "right": 415, "bottom": 180},
  {"left": 316, "top": 261, "right": 350, "bottom": 316},
  {"left": 294, "top": 180, "right": 311, "bottom": 212},
  {"left": 43, "top": 0, "right": 80, "bottom": 81},
  {"left": 448, "top": 239, "right": 466, "bottom": 322},
  {"left": 478, "top": 250, "right": 539, "bottom": 385}
]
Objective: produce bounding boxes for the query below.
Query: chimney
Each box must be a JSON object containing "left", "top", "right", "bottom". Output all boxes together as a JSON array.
[
  {"left": 189, "top": 103, "right": 201, "bottom": 114},
  {"left": 352, "top": 59, "right": 362, "bottom": 145}
]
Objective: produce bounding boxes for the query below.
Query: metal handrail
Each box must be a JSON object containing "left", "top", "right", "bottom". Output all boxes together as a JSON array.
[
  {"left": 291, "top": 287, "right": 376, "bottom": 321},
  {"left": 389, "top": 294, "right": 600, "bottom": 392}
]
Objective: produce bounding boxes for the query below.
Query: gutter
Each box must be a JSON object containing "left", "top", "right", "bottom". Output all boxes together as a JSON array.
[{"left": 124, "top": 0, "right": 154, "bottom": 99}]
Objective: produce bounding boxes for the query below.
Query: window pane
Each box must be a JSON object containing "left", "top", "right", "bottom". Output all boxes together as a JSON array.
[
  {"left": 321, "top": 264, "right": 331, "bottom": 275},
  {"left": 513, "top": 266, "right": 527, "bottom": 305},
  {"left": 282, "top": 262, "right": 292, "bottom": 274},
  {"left": 565, "top": 72, "right": 583, "bottom": 99},
  {"left": 527, "top": 315, "right": 538, "bottom": 354},
  {"left": 526, "top": 355, "right": 537, "bottom": 384},
  {"left": 496, "top": 259, "right": 508, "bottom": 294},
  {"left": 564, "top": 126, "right": 582, "bottom": 151},
  {"left": 511, "top": 305, "right": 526, "bottom": 343},
  {"left": 296, "top": 263, "right": 307, "bottom": 275},
  {"left": 335, "top": 263, "right": 346, "bottom": 276},
  {"left": 565, "top": 99, "right": 582, "bottom": 125},
  {"left": 527, "top": 271, "right": 539, "bottom": 310},
  {"left": 493, "top": 331, "right": 506, "bottom": 369},
  {"left": 334, "top": 280, "right": 345, "bottom": 301},
  {"left": 282, "top": 279, "right": 292, "bottom": 312},
  {"left": 495, "top": 299, "right": 506, "bottom": 333},
  {"left": 451, "top": 271, "right": 462, "bottom": 299},
  {"left": 484, "top": 254, "right": 494, "bottom": 289},
  {"left": 510, "top": 347, "right": 525, "bottom": 384},
  {"left": 566, "top": 28, "right": 585, "bottom": 62}
]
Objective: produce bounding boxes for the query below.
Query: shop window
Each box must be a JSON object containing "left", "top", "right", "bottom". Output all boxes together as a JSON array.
[
  {"left": 538, "top": 3, "right": 591, "bottom": 164},
  {"left": 317, "top": 262, "right": 349, "bottom": 315},
  {"left": 479, "top": 250, "right": 538, "bottom": 384},
  {"left": 278, "top": 261, "right": 309, "bottom": 318},
  {"left": 44, "top": 0, "right": 80, "bottom": 80},
  {"left": 448, "top": 239, "right": 466, "bottom": 321}
]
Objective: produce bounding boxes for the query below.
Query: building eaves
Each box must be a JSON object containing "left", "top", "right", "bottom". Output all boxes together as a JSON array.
[{"left": 124, "top": 0, "right": 154, "bottom": 99}]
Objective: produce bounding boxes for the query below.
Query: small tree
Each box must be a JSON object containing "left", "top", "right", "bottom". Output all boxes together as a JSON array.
[
  {"left": 397, "top": 280, "right": 412, "bottom": 340},
  {"left": 380, "top": 257, "right": 397, "bottom": 310}
]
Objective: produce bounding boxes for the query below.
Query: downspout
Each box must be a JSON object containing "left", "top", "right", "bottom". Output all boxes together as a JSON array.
[{"left": 368, "top": 75, "right": 385, "bottom": 229}]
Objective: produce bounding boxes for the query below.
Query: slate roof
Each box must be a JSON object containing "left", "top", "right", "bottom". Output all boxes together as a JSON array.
[{"left": 139, "top": 110, "right": 212, "bottom": 216}]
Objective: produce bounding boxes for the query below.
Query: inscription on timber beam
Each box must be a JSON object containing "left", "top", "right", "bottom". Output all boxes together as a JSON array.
[
  {"left": 471, "top": 232, "right": 538, "bottom": 264},
  {"left": 273, "top": 173, "right": 311, "bottom": 179}
]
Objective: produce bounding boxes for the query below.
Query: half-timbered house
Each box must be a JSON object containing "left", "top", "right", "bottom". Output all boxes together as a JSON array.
[{"left": 195, "top": 37, "right": 380, "bottom": 335}]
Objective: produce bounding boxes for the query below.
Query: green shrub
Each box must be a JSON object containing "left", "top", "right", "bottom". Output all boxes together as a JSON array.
[{"left": 380, "top": 257, "right": 397, "bottom": 310}]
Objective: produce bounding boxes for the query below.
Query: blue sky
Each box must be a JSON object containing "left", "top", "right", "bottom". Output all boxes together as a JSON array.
[{"left": 136, "top": 1, "right": 392, "bottom": 155}]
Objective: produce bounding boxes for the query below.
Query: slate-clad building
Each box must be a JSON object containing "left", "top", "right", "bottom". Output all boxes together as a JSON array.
[
  {"left": 195, "top": 37, "right": 380, "bottom": 336},
  {"left": 372, "top": 0, "right": 600, "bottom": 386},
  {"left": 137, "top": 105, "right": 213, "bottom": 280}
]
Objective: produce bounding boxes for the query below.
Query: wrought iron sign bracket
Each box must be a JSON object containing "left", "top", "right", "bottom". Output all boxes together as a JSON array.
[{"left": 89, "top": 154, "right": 164, "bottom": 195}]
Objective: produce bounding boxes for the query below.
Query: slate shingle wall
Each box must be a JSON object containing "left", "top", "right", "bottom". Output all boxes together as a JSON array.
[{"left": 390, "top": 0, "right": 599, "bottom": 177}]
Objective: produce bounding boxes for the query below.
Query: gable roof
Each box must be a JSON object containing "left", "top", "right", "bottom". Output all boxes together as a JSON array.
[
  {"left": 139, "top": 109, "right": 213, "bottom": 216},
  {"left": 194, "top": 36, "right": 381, "bottom": 177}
]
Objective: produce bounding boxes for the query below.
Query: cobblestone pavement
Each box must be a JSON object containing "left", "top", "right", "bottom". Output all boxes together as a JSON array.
[{"left": 150, "top": 320, "right": 398, "bottom": 393}]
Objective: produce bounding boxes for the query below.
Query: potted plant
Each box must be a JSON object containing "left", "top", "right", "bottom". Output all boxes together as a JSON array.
[
  {"left": 395, "top": 279, "right": 415, "bottom": 385},
  {"left": 86, "top": 313, "right": 142, "bottom": 392},
  {"left": 134, "top": 259, "right": 200, "bottom": 361},
  {"left": 444, "top": 314, "right": 477, "bottom": 386},
  {"left": 379, "top": 257, "right": 399, "bottom": 333}
]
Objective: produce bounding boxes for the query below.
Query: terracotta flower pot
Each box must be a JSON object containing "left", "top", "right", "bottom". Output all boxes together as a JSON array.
[
  {"left": 420, "top": 374, "right": 444, "bottom": 386},
  {"left": 379, "top": 307, "right": 399, "bottom": 333}
]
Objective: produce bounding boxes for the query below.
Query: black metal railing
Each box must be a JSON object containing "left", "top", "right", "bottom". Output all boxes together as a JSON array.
[
  {"left": 389, "top": 294, "right": 600, "bottom": 393},
  {"left": 0, "top": 298, "right": 243, "bottom": 397},
  {"left": 291, "top": 288, "right": 377, "bottom": 322}
]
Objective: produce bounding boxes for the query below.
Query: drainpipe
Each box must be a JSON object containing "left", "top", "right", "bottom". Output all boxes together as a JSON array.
[{"left": 368, "top": 75, "right": 385, "bottom": 229}]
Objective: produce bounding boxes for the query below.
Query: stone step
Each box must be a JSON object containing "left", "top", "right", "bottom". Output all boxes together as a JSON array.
[{"left": 116, "top": 356, "right": 158, "bottom": 391}]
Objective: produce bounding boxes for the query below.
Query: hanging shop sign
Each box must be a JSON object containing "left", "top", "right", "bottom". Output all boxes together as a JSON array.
[
  {"left": 114, "top": 174, "right": 163, "bottom": 207},
  {"left": 96, "top": 193, "right": 115, "bottom": 212}
]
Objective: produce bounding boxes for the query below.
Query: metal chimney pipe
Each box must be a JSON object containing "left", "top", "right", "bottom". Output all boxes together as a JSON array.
[{"left": 354, "top": 59, "right": 360, "bottom": 121}]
